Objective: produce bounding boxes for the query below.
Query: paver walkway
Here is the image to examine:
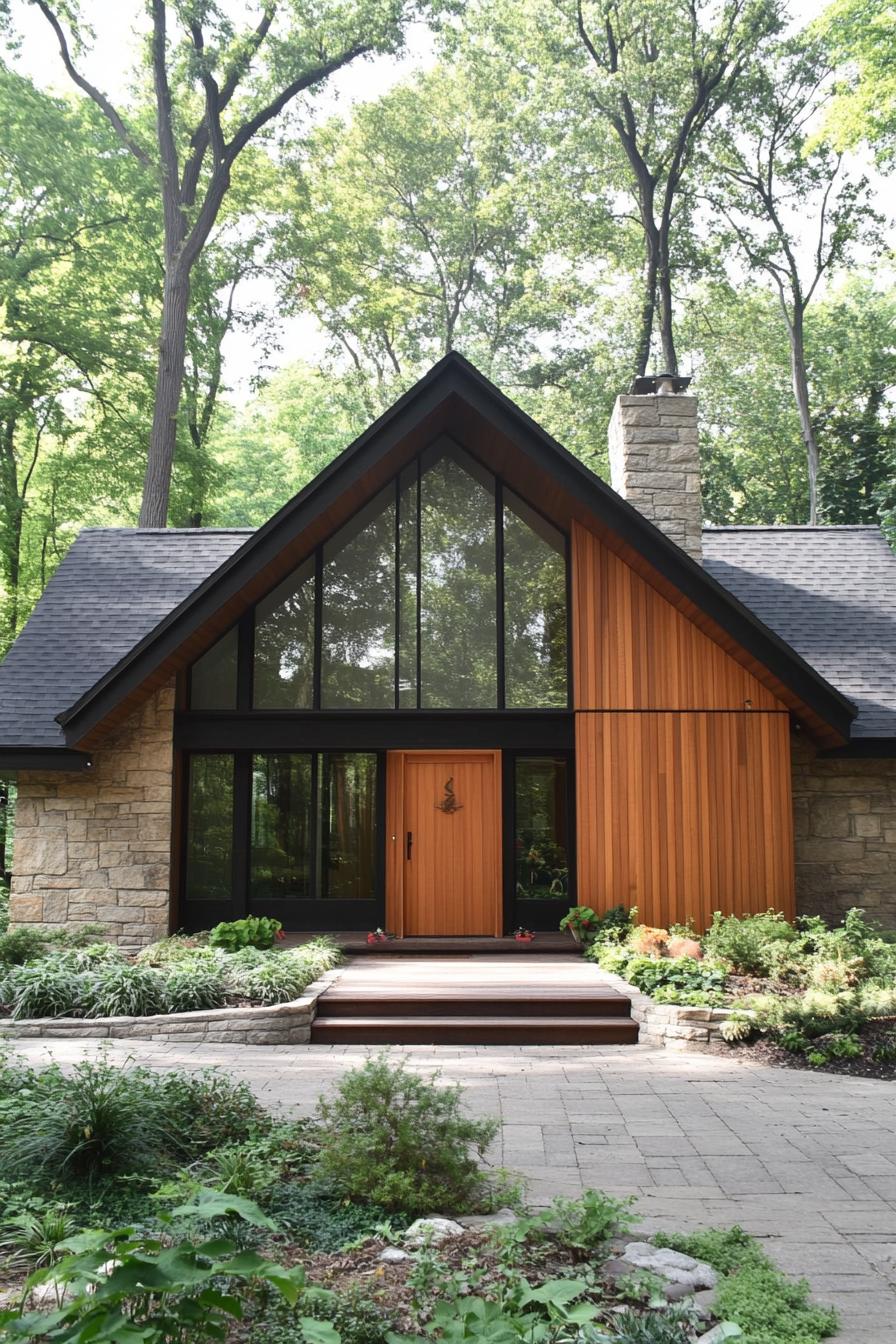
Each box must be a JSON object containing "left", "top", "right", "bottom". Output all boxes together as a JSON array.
[{"left": 8, "top": 1034, "right": 896, "bottom": 1342}]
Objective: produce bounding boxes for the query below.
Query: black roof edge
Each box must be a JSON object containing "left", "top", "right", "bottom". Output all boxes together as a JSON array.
[
  {"left": 820, "top": 737, "right": 896, "bottom": 759},
  {"left": 56, "top": 352, "right": 857, "bottom": 745},
  {"left": 0, "top": 749, "right": 93, "bottom": 773}
]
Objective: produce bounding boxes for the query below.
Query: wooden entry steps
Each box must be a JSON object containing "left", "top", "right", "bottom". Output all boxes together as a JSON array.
[{"left": 310, "top": 955, "right": 639, "bottom": 1045}]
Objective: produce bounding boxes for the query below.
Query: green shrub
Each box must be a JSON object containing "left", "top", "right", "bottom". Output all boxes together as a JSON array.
[
  {"left": 650, "top": 985, "right": 727, "bottom": 1007},
  {"left": 136, "top": 933, "right": 210, "bottom": 966},
  {"left": 0, "top": 1058, "right": 268, "bottom": 1190},
  {"left": 2, "top": 963, "right": 88, "bottom": 1019},
  {"left": 156, "top": 1068, "right": 269, "bottom": 1160},
  {"left": 0, "top": 1059, "right": 172, "bottom": 1186},
  {"left": 655, "top": 1227, "right": 837, "bottom": 1343},
  {"left": 715, "top": 1265, "right": 838, "bottom": 1342},
  {"left": 703, "top": 910, "right": 797, "bottom": 975},
  {"left": 83, "top": 963, "right": 169, "bottom": 1018},
  {"left": 0, "top": 885, "right": 9, "bottom": 937},
  {"left": 315, "top": 1055, "right": 499, "bottom": 1215},
  {"left": 209, "top": 916, "right": 283, "bottom": 951},
  {"left": 164, "top": 961, "right": 227, "bottom": 1012},
  {"left": 0, "top": 926, "right": 59, "bottom": 967}
]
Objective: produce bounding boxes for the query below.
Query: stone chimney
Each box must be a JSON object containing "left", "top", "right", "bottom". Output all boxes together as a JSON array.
[{"left": 608, "top": 375, "right": 702, "bottom": 564}]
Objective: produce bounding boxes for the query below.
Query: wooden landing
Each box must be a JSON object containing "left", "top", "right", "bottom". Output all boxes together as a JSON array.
[
  {"left": 310, "top": 955, "right": 639, "bottom": 1046},
  {"left": 291, "top": 932, "right": 582, "bottom": 957}
]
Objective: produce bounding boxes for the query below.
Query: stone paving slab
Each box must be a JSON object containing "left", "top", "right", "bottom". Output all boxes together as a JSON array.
[{"left": 7, "top": 1036, "right": 896, "bottom": 1342}]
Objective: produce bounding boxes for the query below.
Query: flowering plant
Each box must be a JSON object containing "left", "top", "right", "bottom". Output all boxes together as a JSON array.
[{"left": 559, "top": 906, "right": 598, "bottom": 942}]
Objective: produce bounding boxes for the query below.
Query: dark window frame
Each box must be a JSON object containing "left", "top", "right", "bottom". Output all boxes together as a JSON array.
[
  {"left": 179, "top": 748, "right": 386, "bottom": 932},
  {"left": 503, "top": 748, "right": 577, "bottom": 933},
  {"left": 187, "top": 441, "right": 572, "bottom": 715}
]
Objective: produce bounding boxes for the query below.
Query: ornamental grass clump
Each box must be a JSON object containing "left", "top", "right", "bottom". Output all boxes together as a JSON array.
[
  {"left": 163, "top": 961, "right": 227, "bottom": 1012},
  {"left": 225, "top": 952, "right": 314, "bottom": 1005},
  {"left": 2, "top": 962, "right": 89, "bottom": 1020},
  {"left": 315, "top": 1054, "right": 500, "bottom": 1215},
  {"left": 83, "top": 962, "right": 169, "bottom": 1018}
]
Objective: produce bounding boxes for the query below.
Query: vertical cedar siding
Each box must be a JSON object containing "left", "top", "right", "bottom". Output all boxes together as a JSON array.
[{"left": 572, "top": 522, "right": 795, "bottom": 928}]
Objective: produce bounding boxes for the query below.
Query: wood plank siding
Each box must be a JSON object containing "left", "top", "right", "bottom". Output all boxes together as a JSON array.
[{"left": 572, "top": 522, "right": 795, "bottom": 928}]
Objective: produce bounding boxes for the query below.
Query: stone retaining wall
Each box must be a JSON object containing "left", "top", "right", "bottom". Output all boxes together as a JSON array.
[
  {"left": 8, "top": 683, "right": 176, "bottom": 948},
  {"left": 0, "top": 968, "right": 342, "bottom": 1046},
  {"left": 599, "top": 968, "right": 730, "bottom": 1051}
]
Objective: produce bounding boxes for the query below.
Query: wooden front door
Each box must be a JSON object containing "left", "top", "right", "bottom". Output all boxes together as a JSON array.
[{"left": 386, "top": 751, "right": 502, "bottom": 937}]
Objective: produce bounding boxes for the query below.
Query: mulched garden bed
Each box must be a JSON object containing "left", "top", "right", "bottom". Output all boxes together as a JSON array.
[{"left": 708, "top": 1015, "right": 896, "bottom": 1081}]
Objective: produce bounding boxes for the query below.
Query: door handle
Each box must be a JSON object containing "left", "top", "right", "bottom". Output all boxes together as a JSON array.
[{"left": 406, "top": 831, "right": 413, "bottom": 860}]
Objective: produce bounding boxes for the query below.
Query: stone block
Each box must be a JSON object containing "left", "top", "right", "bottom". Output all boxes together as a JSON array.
[
  {"left": 14, "top": 835, "right": 68, "bottom": 876},
  {"left": 9, "top": 894, "right": 43, "bottom": 922},
  {"left": 854, "top": 814, "right": 882, "bottom": 838}
]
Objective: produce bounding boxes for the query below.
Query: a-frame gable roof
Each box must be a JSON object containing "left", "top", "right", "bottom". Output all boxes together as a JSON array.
[{"left": 3, "top": 353, "right": 857, "bottom": 758}]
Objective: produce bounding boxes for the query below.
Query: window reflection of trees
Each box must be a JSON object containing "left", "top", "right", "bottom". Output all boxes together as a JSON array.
[{"left": 192, "top": 444, "right": 569, "bottom": 712}]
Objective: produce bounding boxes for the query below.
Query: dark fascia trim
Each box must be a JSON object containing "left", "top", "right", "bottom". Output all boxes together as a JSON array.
[
  {"left": 0, "top": 748, "right": 92, "bottom": 772},
  {"left": 820, "top": 737, "right": 896, "bottom": 759},
  {"left": 57, "top": 352, "right": 856, "bottom": 746}
]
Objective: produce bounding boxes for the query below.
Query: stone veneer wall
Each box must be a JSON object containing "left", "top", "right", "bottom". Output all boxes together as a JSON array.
[
  {"left": 8, "top": 682, "right": 175, "bottom": 948},
  {"left": 792, "top": 733, "right": 896, "bottom": 929},
  {"left": 608, "top": 393, "right": 703, "bottom": 563}
]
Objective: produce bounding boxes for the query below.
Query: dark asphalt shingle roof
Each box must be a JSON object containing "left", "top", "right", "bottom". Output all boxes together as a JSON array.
[
  {"left": 0, "top": 529, "right": 250, "bottom": 749},
  {"left": 0, "top": 521, "right": 893, "bottom": 751},
  {"left": 703, "top": 525, "right": 896, "bottom": 738}
]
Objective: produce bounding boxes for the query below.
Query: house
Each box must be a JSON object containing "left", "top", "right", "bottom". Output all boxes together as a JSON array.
[{"left": 0, "top": 354, "right": 894, "bottom": 946}]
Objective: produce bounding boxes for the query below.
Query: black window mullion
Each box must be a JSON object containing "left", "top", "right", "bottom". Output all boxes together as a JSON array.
[
  {"left": 415, "top": 456, "right": 422, "bottom": 710},
  {"left": 496, "top": 478, "right": 506, "bottom": 710},
  {"left": 311, "top": 750, "right": 321, "bottom": 901},
  {"left": 394, "top": 474, "right": 401, "bottom": 711},
  {"left": 237, "top": 614, "right": 253, "bottom": 711},
  {"left": 233, "top": 750, "right": 251, "bottom": 918},
  {"left": 313, "top": 550, "right": 323, "bottom": 710}
]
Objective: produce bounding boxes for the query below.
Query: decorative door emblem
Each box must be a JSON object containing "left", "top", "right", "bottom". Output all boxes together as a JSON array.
[{"left": 436, "top": 777, "right": 463, "bottom": 813}]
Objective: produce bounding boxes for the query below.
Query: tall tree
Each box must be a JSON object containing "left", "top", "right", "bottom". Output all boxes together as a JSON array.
[
  {"left": 709, "top": 35, "right": 881, "bottom": 523},
  {"left": 22, "top": 0, "right": 427, "bottom": 527},
  {"left": 815, "top": 0, "right": 896, "bottom": 166},
  {"left": 458, "top": 0, "right": 783, "bottom": 377},
  {"left": 274, "top": 63, "right": 579, "bottom": 411},
  {"left": 0, "top": 65, "right": 154, "bottom": 642}
]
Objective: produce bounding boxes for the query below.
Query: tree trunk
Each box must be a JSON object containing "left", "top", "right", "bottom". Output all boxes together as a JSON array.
[
  {"left": 634, "top": 224, "right": 659, "bottom": 379},
  {"left": 139, "top": 262, "right": 191, "bottom": 528},
  {"left": 788, "top": 305, "right": 819, "bottom": 525},
  {"left": 655, "top": 218, "right": 679, "bottom": 375}
]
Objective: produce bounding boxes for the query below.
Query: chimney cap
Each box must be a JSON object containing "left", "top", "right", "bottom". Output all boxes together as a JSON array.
[{"left": 629, "top": 372, "right": 693, "bottom": 396}]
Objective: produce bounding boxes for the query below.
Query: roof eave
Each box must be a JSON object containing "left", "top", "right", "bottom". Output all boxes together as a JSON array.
[
  {"left": 55, "top": 353, "right": 857, "bottom": 748},
  {"left": 0, "top": 748, "right": 93, "bottom": 773}
]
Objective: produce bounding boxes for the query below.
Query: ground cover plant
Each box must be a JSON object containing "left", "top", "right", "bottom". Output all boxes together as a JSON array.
[
  {"left": 0, "top": 928, "right": 341, "bottom": 1020},
  {"left": 576, "top": 903, "right": 896, "bottom": 1078},
  {"left": 0, "top": 1053, "right": 838, "bottom": 1343}
]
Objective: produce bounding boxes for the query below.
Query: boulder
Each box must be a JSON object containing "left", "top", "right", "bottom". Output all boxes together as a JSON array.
[
  {"left": 377, "top": 1247, "right": 409, "bottom": 1263},
  {"left": 403, "top": 1217, "right": 465, "bottom": 1246},
  {"left": 455, "top": 1208, "right": 519, "bottom": 1229},
  {"left": 621, "top": 1242, "right": 718, "bottom": 1292}
]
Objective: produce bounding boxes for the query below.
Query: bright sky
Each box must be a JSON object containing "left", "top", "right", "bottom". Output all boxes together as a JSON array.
[{"left": 7, "top": 0, "right": 885, "bottom": 403}]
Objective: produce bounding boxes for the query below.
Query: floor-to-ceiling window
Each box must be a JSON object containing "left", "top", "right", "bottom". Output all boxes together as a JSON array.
[{"left": 181, "top": 439, "right": 572, "bottom": 930}]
